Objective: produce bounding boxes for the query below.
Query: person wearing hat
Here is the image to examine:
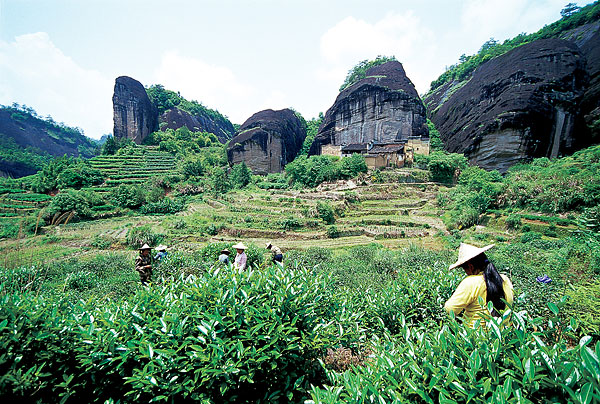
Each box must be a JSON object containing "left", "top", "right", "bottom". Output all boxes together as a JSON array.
[
  {"left": 154, "top": 244, "right": 168, "bottom": 262},
  {"left": 218, "top": 248, "right": 231, "bottom": 265},
  {"left": 444, "top": 243, "right": 513, "bottom": 328},
  {"left": 232, "top": 242, "right": 247, "bottom": 270},
  {"left": 135, "top": 244, "right": 153, "bottom": 285},
  {"left": 266, "top": 242, "right": 283, "bottom": 264}
]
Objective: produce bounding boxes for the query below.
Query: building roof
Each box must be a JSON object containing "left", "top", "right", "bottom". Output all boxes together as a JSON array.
[
  {"left": 368, "top": 143, "right": 405, "bottom": 154},
  {"left": 341, "top": 143, "right": 368, "bottom": 152}
]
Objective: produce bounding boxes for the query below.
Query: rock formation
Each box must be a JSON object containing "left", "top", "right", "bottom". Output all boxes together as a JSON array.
[
  {"left": 112, "top": 76, "right": 158, "bottom": 144},
  {"left": 159, "top": 107, "right": 234, "bottom": 143},
  {"left": 227, "top": 109, "right": 306, "bottom": 174},
  {"left": 0, "top": 107, "right": 97, "bottom": 178},
  {"left": 309, "top": 61, "right": 429, "bottom": 155},
  {"left": 425, "top": 38, "right": 592, "bottom": 172}
]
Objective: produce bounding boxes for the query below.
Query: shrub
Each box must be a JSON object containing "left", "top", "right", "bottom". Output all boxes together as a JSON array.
[
  {"left": 48, "top": 189, "right": 93, "bottom": 218},
  {"left": 505, "top": 214, "right": 522, "bottom": 230},
  {"left": 139, "top": 198, "right": 186, "bottom": 214},
  {"left": 110, "top": 184, "right": 146, "bottom": 209},
  {"left": 65, "top": 271, "right": 100, "bottom": 291},
  {"left": 317, "top": 201, "right": 336, "bottom": 224},
  {"left": 230, "top": 162, "right": 252, "bottom": 188},
  {"left": 326, "top": 225, "right": 340, "bottom": 238},
  {"left": 125, "top": 225, "right": 165, "bottom": 248}
]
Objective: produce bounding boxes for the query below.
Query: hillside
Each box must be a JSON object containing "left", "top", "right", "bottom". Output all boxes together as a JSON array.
[
  {"left": 0, "top": 105, "right": 98, "bottom": 178},
  {"left": 146, "top": 84, "right": 236, "bottom": 142}
]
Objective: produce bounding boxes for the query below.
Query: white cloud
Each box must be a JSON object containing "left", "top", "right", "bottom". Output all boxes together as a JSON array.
[
  {"left": 0, "top": 32, "right": 113, "bottom": 139},
  {"left": 460, "top": 0, "right": 570, "bottom": 49},
  {"left": 317, "top": 12, "right": 437, "bottom": 95},
  {"left": 154, "top": 51, "right": 256, "bottom": 123}
]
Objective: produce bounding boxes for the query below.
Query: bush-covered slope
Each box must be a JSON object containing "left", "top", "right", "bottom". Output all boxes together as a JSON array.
[
  {"left": 428, "top": 1, "right": 600, "bottom": 91},
  {"left": 0, "top": 104, "right": 98, "bottom": 178}
]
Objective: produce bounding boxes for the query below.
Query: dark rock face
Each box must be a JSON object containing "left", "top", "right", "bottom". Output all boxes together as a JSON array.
[
  {"left": 578, "top": 27, "right": 600, "bottom": 141},
  {"left": 0, "top": 108, "right": 97, "bottom": 178},
  {"left": 425, "top": 38, "right": 592, "bottom": 172},
  {"left": 159, "top": 107, "right": 234, "bottom": 142},
  {"left": 310, "top": 61, "right": 429, "bottom": 155},
  {"left": 227, "top": 109, "right": 306, "bottom": 174},
  {"left": 112, "top": 76, "right": 158, "bottom": 144}
]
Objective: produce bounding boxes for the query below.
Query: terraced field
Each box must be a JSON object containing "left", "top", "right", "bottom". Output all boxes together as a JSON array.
[
  {"left": 88, "top": 146, "right": 177, "bottom": 191},
  {"left": 174, "top": 180, "right": 448, "bottom": 250}
]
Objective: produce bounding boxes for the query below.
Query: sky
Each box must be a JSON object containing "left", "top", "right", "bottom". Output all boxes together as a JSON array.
[{"left": 0, "top": 0, "right": 593, "bottom": 139}]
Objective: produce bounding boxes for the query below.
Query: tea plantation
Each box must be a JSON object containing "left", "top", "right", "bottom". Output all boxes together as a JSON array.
[{"left": 0, "top": 145, "right": 599, "bottom": 403}]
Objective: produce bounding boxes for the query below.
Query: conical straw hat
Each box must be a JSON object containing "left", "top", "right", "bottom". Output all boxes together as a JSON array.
[
  {"left": 139, "top": 243, "right": 151, "bottom": 250},
  {"left": 449, "top": 243, "right": 495, "bottom": 270},
  {"left": 232, "top": 242, "right": 247, "bottom": 250}
]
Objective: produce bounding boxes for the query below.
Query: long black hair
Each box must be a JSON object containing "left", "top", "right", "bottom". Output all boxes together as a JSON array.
[{"left": 469, "top": 253, "right": 506, "bottom": 316}]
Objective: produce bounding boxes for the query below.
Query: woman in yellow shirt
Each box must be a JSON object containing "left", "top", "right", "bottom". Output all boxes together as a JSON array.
[{"left": 444, "top": 243, "right": 513, "bottom": 328}]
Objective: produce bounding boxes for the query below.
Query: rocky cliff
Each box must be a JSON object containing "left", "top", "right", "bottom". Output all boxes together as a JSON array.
[
  {"left": 425, "top": 36, "right": 596, "bottom": 172},
  {"left": 0, "top": 106, "right": 97, "bottom": 178},
  {"left": 309, "top": 61, "right": 429, "bottom": 155},
  {"left": 112, "top": 76, "right": 158, "bottom": 144},
  {"left": 159, "top": 107, "right": 234, "bottom": 142},
  {"left": 227, "top": 109, "right": 306, "bottom": 174}
]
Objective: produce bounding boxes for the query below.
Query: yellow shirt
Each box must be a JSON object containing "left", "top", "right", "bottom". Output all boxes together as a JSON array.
[{"left": 444, "top": 274, "right": 513, "bottom": 328}]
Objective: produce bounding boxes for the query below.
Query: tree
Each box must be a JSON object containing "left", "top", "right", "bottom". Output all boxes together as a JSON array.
[
  {"left": 339, "top": 56, "right": 397, "bottom": 91},
  {"left": 230, "top": 162, "right": 252, "bottom": 188},
  {"left": 560, "top": 3, "right": 580, "bottom": 17},
  {"left": 211, "top": 167, "right": 230, "bottom": 196}
]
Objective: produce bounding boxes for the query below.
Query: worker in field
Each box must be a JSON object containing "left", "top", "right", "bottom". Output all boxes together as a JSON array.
[
  {"left": 154, "top": 244, "right": 168, "bottom": 262},
  {"left": 218, "top": 248, "right": 231, "bottom": 265},
  {"left": 135, "top": 244, "right": 153, "bottom": 285},
  {"left": 232, "top": 242, "right": 247, "bottom": 270},
  {"left": 444, "top": 243, "right": 513, "bottom": 328},
  {"left": 266, "top": 242, "right": 283, "bottom": 265}
]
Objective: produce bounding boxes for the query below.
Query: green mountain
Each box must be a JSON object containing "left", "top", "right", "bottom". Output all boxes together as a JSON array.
[{"left": 0, "top": 104, "right": 99, "bottom": 178}]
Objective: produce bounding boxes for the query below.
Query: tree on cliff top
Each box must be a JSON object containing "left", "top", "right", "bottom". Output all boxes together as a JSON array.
[{"left": 339, "top": 56, "right": 397, "bottom": 91}]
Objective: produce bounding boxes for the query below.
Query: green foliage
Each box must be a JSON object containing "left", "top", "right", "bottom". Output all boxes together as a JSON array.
[
  {"left": 0, "top": 104, "right": 98, "bottom": 173},
  {"left": 429, "top": 1, "right": 600, "bottom": 90},
  {"left": 125, "top": 224, "right": 165, "bottom": 248},
  {"left": 56, "top": 162, "right": 104, "bottom": 189},
  {"left": 317, "top": 201, "right": 336, "bottom": 224},
  {"left": 285, "top": 155, "right": 367, "bottom": 188},
  {"left": 417, "top": 151, "right": 468, "bottom": 183},
  {"left": 180, "top": 155, "right": 204, "bottom": 178},
  {"left": 210, "top": 166, "right": 230, "bottom": 196},
  {"left": 109, "top": 184, "right": 146, "bottom": 209},
  {"left": 427, "top": 119, "right": 444, "bottom": 151},
  {"left": 139, "top": 198, "right": 186, "bottom": 214},
  {"left": 502, "top": 146, "right": 600, "bottom": 213},
  {"left": 229, "top": 162, "right": 252, "bottom": 189},
  {"left": 299, "top": 113, "right": 324, "bottom": 156},
  {"left": 147, "top": 127, "right": 221, "bottom": 156},
  {"left": 30, "top": 156, "right": 77, "bottom": 193},
  {"left": 505, "top": 214, "right": 522, "bottom": 230},
  {"left": 48, "top": 189, "right": 94, "bottom": 218},
  {"left": 339, "top": 56, "right": 397, "bottom": 91},
  {"left": 0, "top": 132, "right": 51, "bottom": 173},
  {"left": 145, "top": 84, "right": 234, "bottom": 138},
  {"left": 310, "top": 307, "right": 599, "bottom": 403}
]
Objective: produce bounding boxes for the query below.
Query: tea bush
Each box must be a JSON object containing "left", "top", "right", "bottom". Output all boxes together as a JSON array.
[
  {"left": 309, "top": 308, "right": 600, "bottom": 403},
  {"left": 0, "top": 265, "right": 349, "bottom": 403},
  {"left": 125, "top": 225, "right": 165, "bottom": 249}
]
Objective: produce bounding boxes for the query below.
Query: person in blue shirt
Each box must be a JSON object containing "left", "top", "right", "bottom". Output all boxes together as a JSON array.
[{"left": 154, "top": 244, "right": 168, "bottom": 262}]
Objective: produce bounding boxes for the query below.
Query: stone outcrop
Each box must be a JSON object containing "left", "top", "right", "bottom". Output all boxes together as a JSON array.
[
  {"left": 309, "top": 61, "right": 429, "bottom": 155},
  {"left": 112, "top": 76, "right": 158, "bottom": 144},
  {"left": 425, "top": 38, "right": 593, "bottom": 172},
  {"left": 159, "top": 107, "right": 234, "bottom": 143},
  {"left": 227, "top": 109, "right": 306, "bottom": 174}
]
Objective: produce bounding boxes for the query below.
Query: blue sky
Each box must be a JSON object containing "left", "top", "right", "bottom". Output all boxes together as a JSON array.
[{"left": 0, "top": 0, "right": 593, "bottom": 139}]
